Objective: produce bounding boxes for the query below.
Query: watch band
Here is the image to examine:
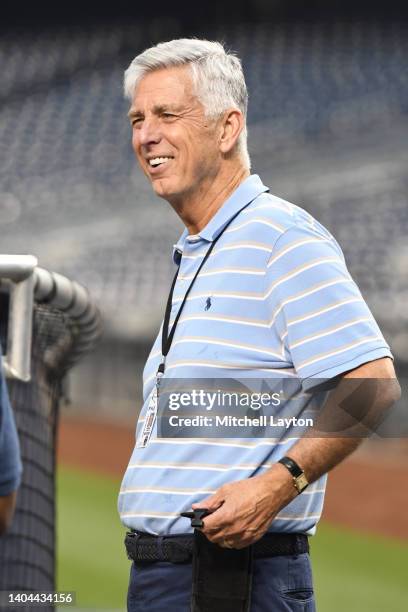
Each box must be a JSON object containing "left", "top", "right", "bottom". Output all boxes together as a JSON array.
[{"left": 278, "top": 456, "right": 309, "bottom": 494}]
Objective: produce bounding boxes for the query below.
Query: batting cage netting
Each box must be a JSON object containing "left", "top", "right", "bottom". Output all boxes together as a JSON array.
[{"left": 0, "top": 256, "right": 101, "bottom": 611}]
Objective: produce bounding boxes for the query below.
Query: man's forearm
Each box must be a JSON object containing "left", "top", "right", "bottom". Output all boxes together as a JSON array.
[
  {"left": 287, "top": 363, "right": 401, "bottom": 487},
  {"left": 284, "top": 435, "right": 362, "bottom": 486},
  {"left": 262, "top": 361, "right": 401, "bottom": 513},
  {"left": 260, "top": 435, "right": 363, "bottom": 519}
]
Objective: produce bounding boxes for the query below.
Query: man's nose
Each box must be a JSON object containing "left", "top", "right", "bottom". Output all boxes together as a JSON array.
[{"left": 137, "top": 116, "right": 161, "bottom": 146}]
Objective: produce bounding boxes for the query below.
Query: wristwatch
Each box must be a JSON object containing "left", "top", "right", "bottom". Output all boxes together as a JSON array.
[{"left": 278, "top": 456, "right": 309, "bottom": 494}]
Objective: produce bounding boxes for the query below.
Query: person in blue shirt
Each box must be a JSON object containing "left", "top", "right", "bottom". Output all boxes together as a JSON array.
[
  {"left": 0, "top": 345, "right": 22, "bottom": 535},
  {"left": 121, "top": 38, "right": 400, "bottom": 612}
]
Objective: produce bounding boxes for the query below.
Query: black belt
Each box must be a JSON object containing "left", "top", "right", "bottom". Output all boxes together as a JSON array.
[{"left": 125, "top": 530, "right": 309, "bottom": 564}]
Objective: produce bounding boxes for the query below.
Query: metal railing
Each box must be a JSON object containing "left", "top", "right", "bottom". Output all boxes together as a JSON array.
[{"left": 0, "top": 254, "right": 102, "bottom": 380}]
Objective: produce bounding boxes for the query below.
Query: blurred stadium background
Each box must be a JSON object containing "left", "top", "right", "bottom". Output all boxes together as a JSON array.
[{"left": 1, "top": 0, "right": 407, "bottom": 610}]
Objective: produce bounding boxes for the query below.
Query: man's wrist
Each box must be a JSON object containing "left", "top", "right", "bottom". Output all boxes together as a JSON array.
[
  {"left": 277, "top": 456, "right": 309, "bottom": 494},
  {"left": 260, "top": 462, "right": 300, "bottom": 509}
]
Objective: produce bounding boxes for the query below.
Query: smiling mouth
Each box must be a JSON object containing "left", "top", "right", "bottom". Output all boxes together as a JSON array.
[{"left": 148, "top": 156, "right": 173, "bottom": 168}]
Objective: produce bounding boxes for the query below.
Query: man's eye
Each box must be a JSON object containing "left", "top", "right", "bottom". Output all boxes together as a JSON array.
[
  {"left": 162, "top": 113, "right": 175, "bottom": 119},
  {"left": 131, "top": 117, "right": 143, "bottom": 126}
]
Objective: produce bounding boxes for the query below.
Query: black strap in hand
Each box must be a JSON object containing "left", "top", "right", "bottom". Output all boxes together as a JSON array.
[{"left": 191, "top": 530, "right": 253, "bottom": 612}]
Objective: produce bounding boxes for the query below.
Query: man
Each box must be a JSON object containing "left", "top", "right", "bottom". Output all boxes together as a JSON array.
[
  {"left": 0, "top": 345, "right": 22, "bottom": 535},
  {"left": 119, "top": 39, "right": 400, "bottom": 611}
]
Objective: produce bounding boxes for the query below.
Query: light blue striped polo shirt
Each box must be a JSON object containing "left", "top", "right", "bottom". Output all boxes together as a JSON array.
[{"left": 119, "top": 174, "right": 392, "bottom": 536}]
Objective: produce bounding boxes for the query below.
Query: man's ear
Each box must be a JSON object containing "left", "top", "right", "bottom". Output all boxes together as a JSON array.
[{"left": 219, "top": 109, "right": 244, "bottom": 155}]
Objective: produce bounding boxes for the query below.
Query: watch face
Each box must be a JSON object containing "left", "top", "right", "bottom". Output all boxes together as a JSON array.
[{"left": 295, "top": 473, "right": 309, "bottom": 492}]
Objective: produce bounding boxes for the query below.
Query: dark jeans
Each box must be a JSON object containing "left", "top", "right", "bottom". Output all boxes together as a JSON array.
[{"left": 127, "top": 553, "right": 316, "bottom": 611}]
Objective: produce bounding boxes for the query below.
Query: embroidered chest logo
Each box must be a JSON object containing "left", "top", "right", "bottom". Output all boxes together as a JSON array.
[{"left": 205, "top": 297, "right": 212, "bottom": 311}]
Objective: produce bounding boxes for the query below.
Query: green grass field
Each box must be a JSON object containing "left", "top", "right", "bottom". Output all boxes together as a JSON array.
[
  {"left": 56, "top": 466, "right": 129, "bottom": 610},
  {"left": 57, "top": 465, "right": 408, "bottom": 611}
]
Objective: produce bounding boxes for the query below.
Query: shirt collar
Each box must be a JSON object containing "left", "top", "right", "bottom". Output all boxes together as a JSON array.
[{"left": 172, "top": 174, "right": 269, "bottom": 264}]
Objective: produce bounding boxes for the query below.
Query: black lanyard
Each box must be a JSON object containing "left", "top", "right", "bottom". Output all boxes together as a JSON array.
[{"left": 158, "top": 204, "right": 251, "bottom": 376}]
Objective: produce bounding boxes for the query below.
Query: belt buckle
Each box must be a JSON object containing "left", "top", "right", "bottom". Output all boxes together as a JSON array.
[{"left": 125, "top": 530, "right": 141, "bottom": 561}]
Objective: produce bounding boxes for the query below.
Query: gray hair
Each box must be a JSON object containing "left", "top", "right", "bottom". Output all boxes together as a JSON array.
[{"left": 124, "top": 38, "right": 250, "bottom": 169}]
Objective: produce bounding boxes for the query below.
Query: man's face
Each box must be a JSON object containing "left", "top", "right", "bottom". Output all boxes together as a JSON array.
[{"left": 129, "top": 66, "right": 221, "bottom": 203}]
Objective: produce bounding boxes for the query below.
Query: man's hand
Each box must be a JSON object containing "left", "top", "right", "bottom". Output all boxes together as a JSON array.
[{"left": 192, "top": 464, "right": 296, "bottom": 549}]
